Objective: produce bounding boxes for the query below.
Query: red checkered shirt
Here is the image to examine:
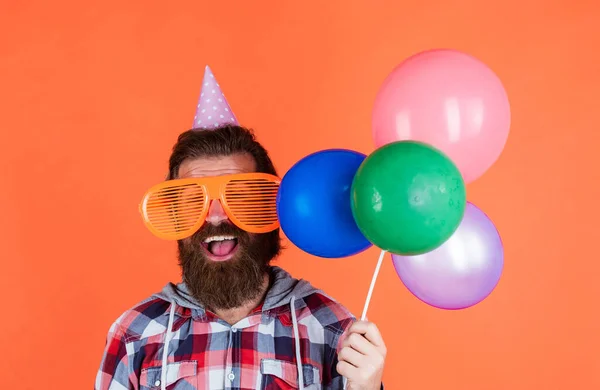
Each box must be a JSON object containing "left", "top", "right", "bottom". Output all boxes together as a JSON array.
[{"left": 96, "top": 267, "right": 358, "bottom": 389}]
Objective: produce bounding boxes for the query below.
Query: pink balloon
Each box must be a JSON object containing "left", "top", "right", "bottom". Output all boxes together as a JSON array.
[{"left": 372, "top": 49, "right": 510, "bottom": 183}]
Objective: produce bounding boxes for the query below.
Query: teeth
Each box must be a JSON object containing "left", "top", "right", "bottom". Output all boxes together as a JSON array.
[{"left": 203, "top": 235, "right": 236, "bottom": 243}]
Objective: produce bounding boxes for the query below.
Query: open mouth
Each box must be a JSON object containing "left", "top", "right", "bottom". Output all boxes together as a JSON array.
[{"left": 202, "top": 235, "right": 239, "bottom": 261}]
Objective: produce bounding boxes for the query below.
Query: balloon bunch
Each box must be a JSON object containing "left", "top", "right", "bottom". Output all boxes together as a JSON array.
[{"left": 277, "top": 49, "right": 509, "bottom": 313}]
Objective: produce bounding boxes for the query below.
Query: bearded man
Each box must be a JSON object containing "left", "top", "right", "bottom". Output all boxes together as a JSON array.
[{"left": 96, "top": 67, "right": 386, "bottom": 390}]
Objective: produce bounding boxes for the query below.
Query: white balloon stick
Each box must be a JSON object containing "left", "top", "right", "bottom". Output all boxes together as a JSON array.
[{"left": 361, "top": 249, "right": 386, "bottom": 321}]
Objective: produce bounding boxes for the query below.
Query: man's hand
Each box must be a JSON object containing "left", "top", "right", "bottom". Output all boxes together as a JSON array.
[{"left": 337, "top": 320, "right": 386, "bottom": 390}]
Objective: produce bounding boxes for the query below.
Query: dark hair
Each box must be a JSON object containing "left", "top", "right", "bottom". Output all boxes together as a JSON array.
[{"left": 167, "top": 125, "right": 277, "bottom": 180}]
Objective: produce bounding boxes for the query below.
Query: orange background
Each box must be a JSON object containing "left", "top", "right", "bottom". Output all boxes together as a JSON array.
[{"left": 1, "top": 1, "right": 599, "bottom": 389}]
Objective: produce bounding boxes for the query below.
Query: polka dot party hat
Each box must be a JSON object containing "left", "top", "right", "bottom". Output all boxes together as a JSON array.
[{"left": 193, "top": 65, "right": 239, "bottom": 130}]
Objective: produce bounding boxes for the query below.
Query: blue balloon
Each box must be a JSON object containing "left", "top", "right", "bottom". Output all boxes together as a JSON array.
[{"left": 276, "top": 149, "right": 372, "bottom": 258}]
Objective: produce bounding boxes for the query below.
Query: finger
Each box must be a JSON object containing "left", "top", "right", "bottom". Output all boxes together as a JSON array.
[
  {"left": 348, "top": 321, "right": 385, "bottom": 348},
  {"left": 336, "top": 360, "right": 358, "bottom": 380},
  {"left": 338, "top": 345, "right": 365, "bottom": 367},
  {"left": 341, "top": 331, "right": 379, "bottom": 356}
]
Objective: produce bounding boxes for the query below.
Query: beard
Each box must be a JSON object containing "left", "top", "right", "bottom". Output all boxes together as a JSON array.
[{"left": 178, "top": 223, "right": 281, "bottom": 311}]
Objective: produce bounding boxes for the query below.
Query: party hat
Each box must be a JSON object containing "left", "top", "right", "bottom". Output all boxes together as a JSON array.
[{"left": 193, "top": 66, "right": 239, "bottom": 129}]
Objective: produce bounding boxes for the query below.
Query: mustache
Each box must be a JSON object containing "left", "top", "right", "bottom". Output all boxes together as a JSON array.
[{"left": 189, "top": 222, "right": 250, "bottom": 245}]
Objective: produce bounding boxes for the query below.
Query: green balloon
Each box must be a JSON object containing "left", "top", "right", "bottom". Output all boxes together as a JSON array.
[{"left": 351, "top": 141, "right": 466, "bottom": 255}]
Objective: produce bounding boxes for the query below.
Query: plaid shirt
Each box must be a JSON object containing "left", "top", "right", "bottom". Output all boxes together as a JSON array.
[{"left": 96, "top": 267, "right": 356, "bottom": 389}]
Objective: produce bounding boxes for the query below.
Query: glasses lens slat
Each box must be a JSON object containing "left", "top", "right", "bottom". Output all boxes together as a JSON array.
[
  {"left": 224, "top": 179, "right": 279, "bottom": 231},
  {"left": 144, "top": 183, "right": 206, "bottom": 238}
]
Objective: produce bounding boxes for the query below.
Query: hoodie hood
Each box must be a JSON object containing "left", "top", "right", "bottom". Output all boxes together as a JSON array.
[{"left": 152, "top": 266, "right": 321, "bottom": 313}]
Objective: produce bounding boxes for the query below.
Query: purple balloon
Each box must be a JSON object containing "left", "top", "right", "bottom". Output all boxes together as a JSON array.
[{"left": 391, "top": 202, "right": 503, "bottom": 310}]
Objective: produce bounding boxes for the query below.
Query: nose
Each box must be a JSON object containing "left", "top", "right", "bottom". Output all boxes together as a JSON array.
[{"left": 205, "top": 199, "right": 229, "bottom": 225}]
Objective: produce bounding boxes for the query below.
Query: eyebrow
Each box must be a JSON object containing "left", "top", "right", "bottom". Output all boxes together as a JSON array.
[{"left": 178, "top": 168, "right": 247, "bottom": 179}]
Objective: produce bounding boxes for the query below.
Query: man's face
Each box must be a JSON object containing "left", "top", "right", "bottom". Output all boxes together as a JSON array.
[{"left": 177, "top": 153, "right": 279, "bottom": 310}]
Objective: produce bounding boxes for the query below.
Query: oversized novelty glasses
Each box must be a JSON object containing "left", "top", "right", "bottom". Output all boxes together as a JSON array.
[{"left": 139, "top": 173, "right": 280, "bottom": 240}]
